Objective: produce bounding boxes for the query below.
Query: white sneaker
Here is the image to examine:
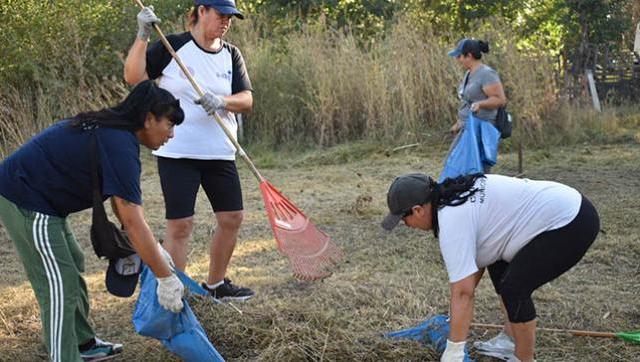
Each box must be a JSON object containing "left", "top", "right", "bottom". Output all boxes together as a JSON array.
[{"left": 473, "top": 330, "right": 515, "bottom": 360}]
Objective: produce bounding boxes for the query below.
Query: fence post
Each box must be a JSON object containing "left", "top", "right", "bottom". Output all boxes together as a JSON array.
[
  {"left": 634, "top": 22, "right": 640, "bottom": 60},
  {"left": 585, "top": 70, "right": 602, "bottom": 112}
]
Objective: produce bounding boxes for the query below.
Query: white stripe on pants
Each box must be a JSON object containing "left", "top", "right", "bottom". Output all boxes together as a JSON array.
[{"left": 32, "top": 213, "right": 64, "bottom": 362}]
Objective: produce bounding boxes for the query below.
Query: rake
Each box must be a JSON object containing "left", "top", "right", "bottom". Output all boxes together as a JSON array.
[{"left": 134, "top": 0, "right": 342, "bottom": 280}]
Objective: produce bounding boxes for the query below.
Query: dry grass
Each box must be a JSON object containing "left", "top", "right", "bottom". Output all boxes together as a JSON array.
[
  {"left": 0, "top": 10, "right": 632, "bottom": 156},
  {"left": 231, "top": 16, "right": 558, "bottom": 147},
  {"left": 0, "top": 79, "right": 127, "bottom": 159},
  {"left": 0, "top": 139, "right": 638, "bottom": 361}
]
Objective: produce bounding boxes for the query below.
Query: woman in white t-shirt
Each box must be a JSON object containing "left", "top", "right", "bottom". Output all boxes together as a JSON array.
[
  {"left": 124, "top": 0, "right": 254, "bottom": 301},
  {"left": 382, "top": 173, "right": 600, "bottom": 362}
]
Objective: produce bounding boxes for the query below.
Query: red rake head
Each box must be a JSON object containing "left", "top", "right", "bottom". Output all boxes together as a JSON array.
[{"left": 259, "top": 181, "right": 343, "bottom": 280}]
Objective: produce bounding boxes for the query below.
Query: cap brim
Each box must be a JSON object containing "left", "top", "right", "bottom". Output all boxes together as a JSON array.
[
  {"left": 213, "top": 5, "right": 244, "bottom": 19},
  {"left": 105, "top": 259, "right": 140, "bottom": 298},
  {"left": 381, "top": 213, "right": 402, "bottom": 231},
  {"left": 447, "top": 49, "right": 461, "bottom": 57}
]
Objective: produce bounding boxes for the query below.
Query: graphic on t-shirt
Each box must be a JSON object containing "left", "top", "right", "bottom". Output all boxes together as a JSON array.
[{"left": 468, "top": 177, "right": 486, "bottom": 204}]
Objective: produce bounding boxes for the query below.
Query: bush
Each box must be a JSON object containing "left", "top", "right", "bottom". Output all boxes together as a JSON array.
[{"left": 0, "top": 0, "right": 190, "bottom": 156}]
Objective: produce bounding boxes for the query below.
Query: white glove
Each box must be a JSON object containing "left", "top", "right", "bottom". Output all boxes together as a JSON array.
[
  {"left": 156, "top": 274, "right": 184, "bottom": 313},
  {"left": 195, "top": 93, "right": 227, "bottom": 114},
  {"left": 137, "top": 6, "right": 160, "bottom": 40},
  {"left": 441, "top": 340, "right": 466, "bottom": 362},
  {"left": 158, "top": 245, "right": 175, "bottom": 269}
]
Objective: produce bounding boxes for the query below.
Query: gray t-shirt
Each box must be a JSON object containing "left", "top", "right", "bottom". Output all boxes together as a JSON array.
[{"left": 457, "top": 64, "right": 501, "bottom": 122}]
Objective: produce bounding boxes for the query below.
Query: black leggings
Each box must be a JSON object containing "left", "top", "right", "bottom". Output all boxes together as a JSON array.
[{"left": 488, "top": 195, "right": 600, "bottom": 323}]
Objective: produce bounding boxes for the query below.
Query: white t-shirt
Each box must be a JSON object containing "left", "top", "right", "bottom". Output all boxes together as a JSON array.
[
  {"left": 438, "top": 174, "right": 582, "bottom": 283},
  {"left": 145, "top": 32, "right": 252, "bottom": 160}
]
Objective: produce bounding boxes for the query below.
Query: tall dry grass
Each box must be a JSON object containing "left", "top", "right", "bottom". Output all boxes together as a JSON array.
[
  {"left": 1, "top": 7, "right": 636, "bottom": 158},
  {"left": 235, "top": 18, "right": 459, "bottom": 147},
  {"left": 0, "top": 78, "right": 127, "bottom": 159},
  {"left": 236, "top": 15, "right": 562, "bottom": 148},
  {"left": 0, "top": 0, "right": 179, "bottom": 157}
]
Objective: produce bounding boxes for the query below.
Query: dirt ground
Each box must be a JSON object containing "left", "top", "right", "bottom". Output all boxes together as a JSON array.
[{"left": 0, "top": 141, "right": 638, "bottom": 361}]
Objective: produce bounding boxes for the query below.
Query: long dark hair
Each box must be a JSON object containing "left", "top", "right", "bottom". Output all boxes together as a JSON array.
[
  {"left": 431, "top": 173, "right": 486, "bottom": 238},
  {"left": 69, "top": 80, "right": 184, "bottom": 131}
]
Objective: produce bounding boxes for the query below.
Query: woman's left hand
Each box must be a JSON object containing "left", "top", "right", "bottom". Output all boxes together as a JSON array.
[
  {"left": 196, "top": 93, "right": 227, "bottom": 114},
  {"left": 470, "top": 102, "right": 481, "bottom": 112}
]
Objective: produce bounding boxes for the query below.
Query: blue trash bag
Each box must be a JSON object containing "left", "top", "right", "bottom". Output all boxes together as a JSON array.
[
  {"left": 440, "top": 114, "right": 501, "bottom": 182},
  {"left": 479, "top": 118, "right": 501, "bottom": 167},
  {"left": 384, "top": 315, "right": 474, "bottom": 361},
  {"left": 132, "top": 265, "right": 224, "bottom": 362}
]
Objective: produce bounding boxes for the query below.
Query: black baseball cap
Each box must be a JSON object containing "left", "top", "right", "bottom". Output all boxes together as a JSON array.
[
  {"left": 381, "top": 173, "right": 436, "bottom": 231},
  {"left": 106, "top": 254, "right": 142, "bottom": 297},
  {"left": 194, "top": 0, "right": 244, "bottom": 19}
]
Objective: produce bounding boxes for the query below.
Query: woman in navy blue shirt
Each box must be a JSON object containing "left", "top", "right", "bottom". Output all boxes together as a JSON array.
[{"left": 0, "top": 81, "right": 186, "bottom": 361}]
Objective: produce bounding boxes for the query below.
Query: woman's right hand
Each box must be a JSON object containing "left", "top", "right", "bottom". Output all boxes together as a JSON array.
[
  {"left": 137, "top": 6, "right": 161, "bottom": 41},
  {"left": 450, "top": 121, "right": 463, "bottom": 136}
]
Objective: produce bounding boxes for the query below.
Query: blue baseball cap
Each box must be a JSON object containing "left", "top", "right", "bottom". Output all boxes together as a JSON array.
[
  {"left": 448, "top": 38, "right": 478, "bottom": 57},
  {"left": 106, "top": 254, "right": 142, "bottom": 297},
  {"left": 195, "top": 0, "right": 244, "bottom": 19}
]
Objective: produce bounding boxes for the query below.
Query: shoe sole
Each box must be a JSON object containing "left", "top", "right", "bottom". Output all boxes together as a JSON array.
[
  {"left": 473, "top": 343, "right": 515, "bottom": 352},
  {"left": 82, "top": 354, "right": 121, "bottom": 362},
  {"left": 473, "top": 344, "right": 514, "bottom": 353},
  {"left": 475, "top": 350, "right": 513, "bottom": 361},
  {"left": 213, "top": 295, "right": 254, "bottom": 303}
]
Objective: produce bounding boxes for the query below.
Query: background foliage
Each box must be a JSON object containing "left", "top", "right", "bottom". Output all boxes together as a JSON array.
[{"left": 0, "top": 0, "right": 638, "bottom": 154}]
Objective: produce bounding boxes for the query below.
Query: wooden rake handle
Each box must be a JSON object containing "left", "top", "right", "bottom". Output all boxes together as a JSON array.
[
  {"left": 133, "top": 0, "right": 264, "bottom": 182},
  {"left": 471, "top": 323, "right": 617, "bottom": 338}
]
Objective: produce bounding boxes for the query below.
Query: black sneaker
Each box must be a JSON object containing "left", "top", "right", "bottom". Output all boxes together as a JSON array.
[
  {"left": 79, "top": 337, "right": 123, "bottom": 361},
  {"left": 202, "top": 278, "right": 255, "bottom": 302}
]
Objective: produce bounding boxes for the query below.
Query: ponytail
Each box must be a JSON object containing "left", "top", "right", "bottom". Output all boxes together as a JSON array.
[
  {"left": 478, "top": 41, "right": 490, "bottom": 54},
  {"left": 69, "top": 80, "right": 184, "bottom": 131},
  {"left": 464, "top": 40, "right": 490, "bottom": 60},
  {"left": 430, "top": 173, "right": 485, "bottom": 238}
]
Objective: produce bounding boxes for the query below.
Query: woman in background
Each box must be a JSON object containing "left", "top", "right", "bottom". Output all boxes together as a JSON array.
[{"left": 448, "top": 38, "right": 506, "bottom": 173}]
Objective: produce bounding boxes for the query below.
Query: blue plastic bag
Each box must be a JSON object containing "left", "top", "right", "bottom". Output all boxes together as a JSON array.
[
  {"left": 479, "top": 119, "right": 501, "bottom": 166},
  {"left": 132, "top": 266, "right": 224, "bottom": 362},
  {"left": 384, "top": 315, "right": 474, "bottom": 361},
  {"left": 440, "top": 114, "right": 501, "bottom": 182}
]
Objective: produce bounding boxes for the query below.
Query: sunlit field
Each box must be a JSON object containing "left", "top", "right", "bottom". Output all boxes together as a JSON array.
[{"left": 0, "top": 141, "right": 638, "bottom": 361}]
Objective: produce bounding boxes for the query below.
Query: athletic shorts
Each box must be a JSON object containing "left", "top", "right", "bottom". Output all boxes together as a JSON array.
[{"left": 157, "top": 157, "right": 243, "bottom": 219}]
